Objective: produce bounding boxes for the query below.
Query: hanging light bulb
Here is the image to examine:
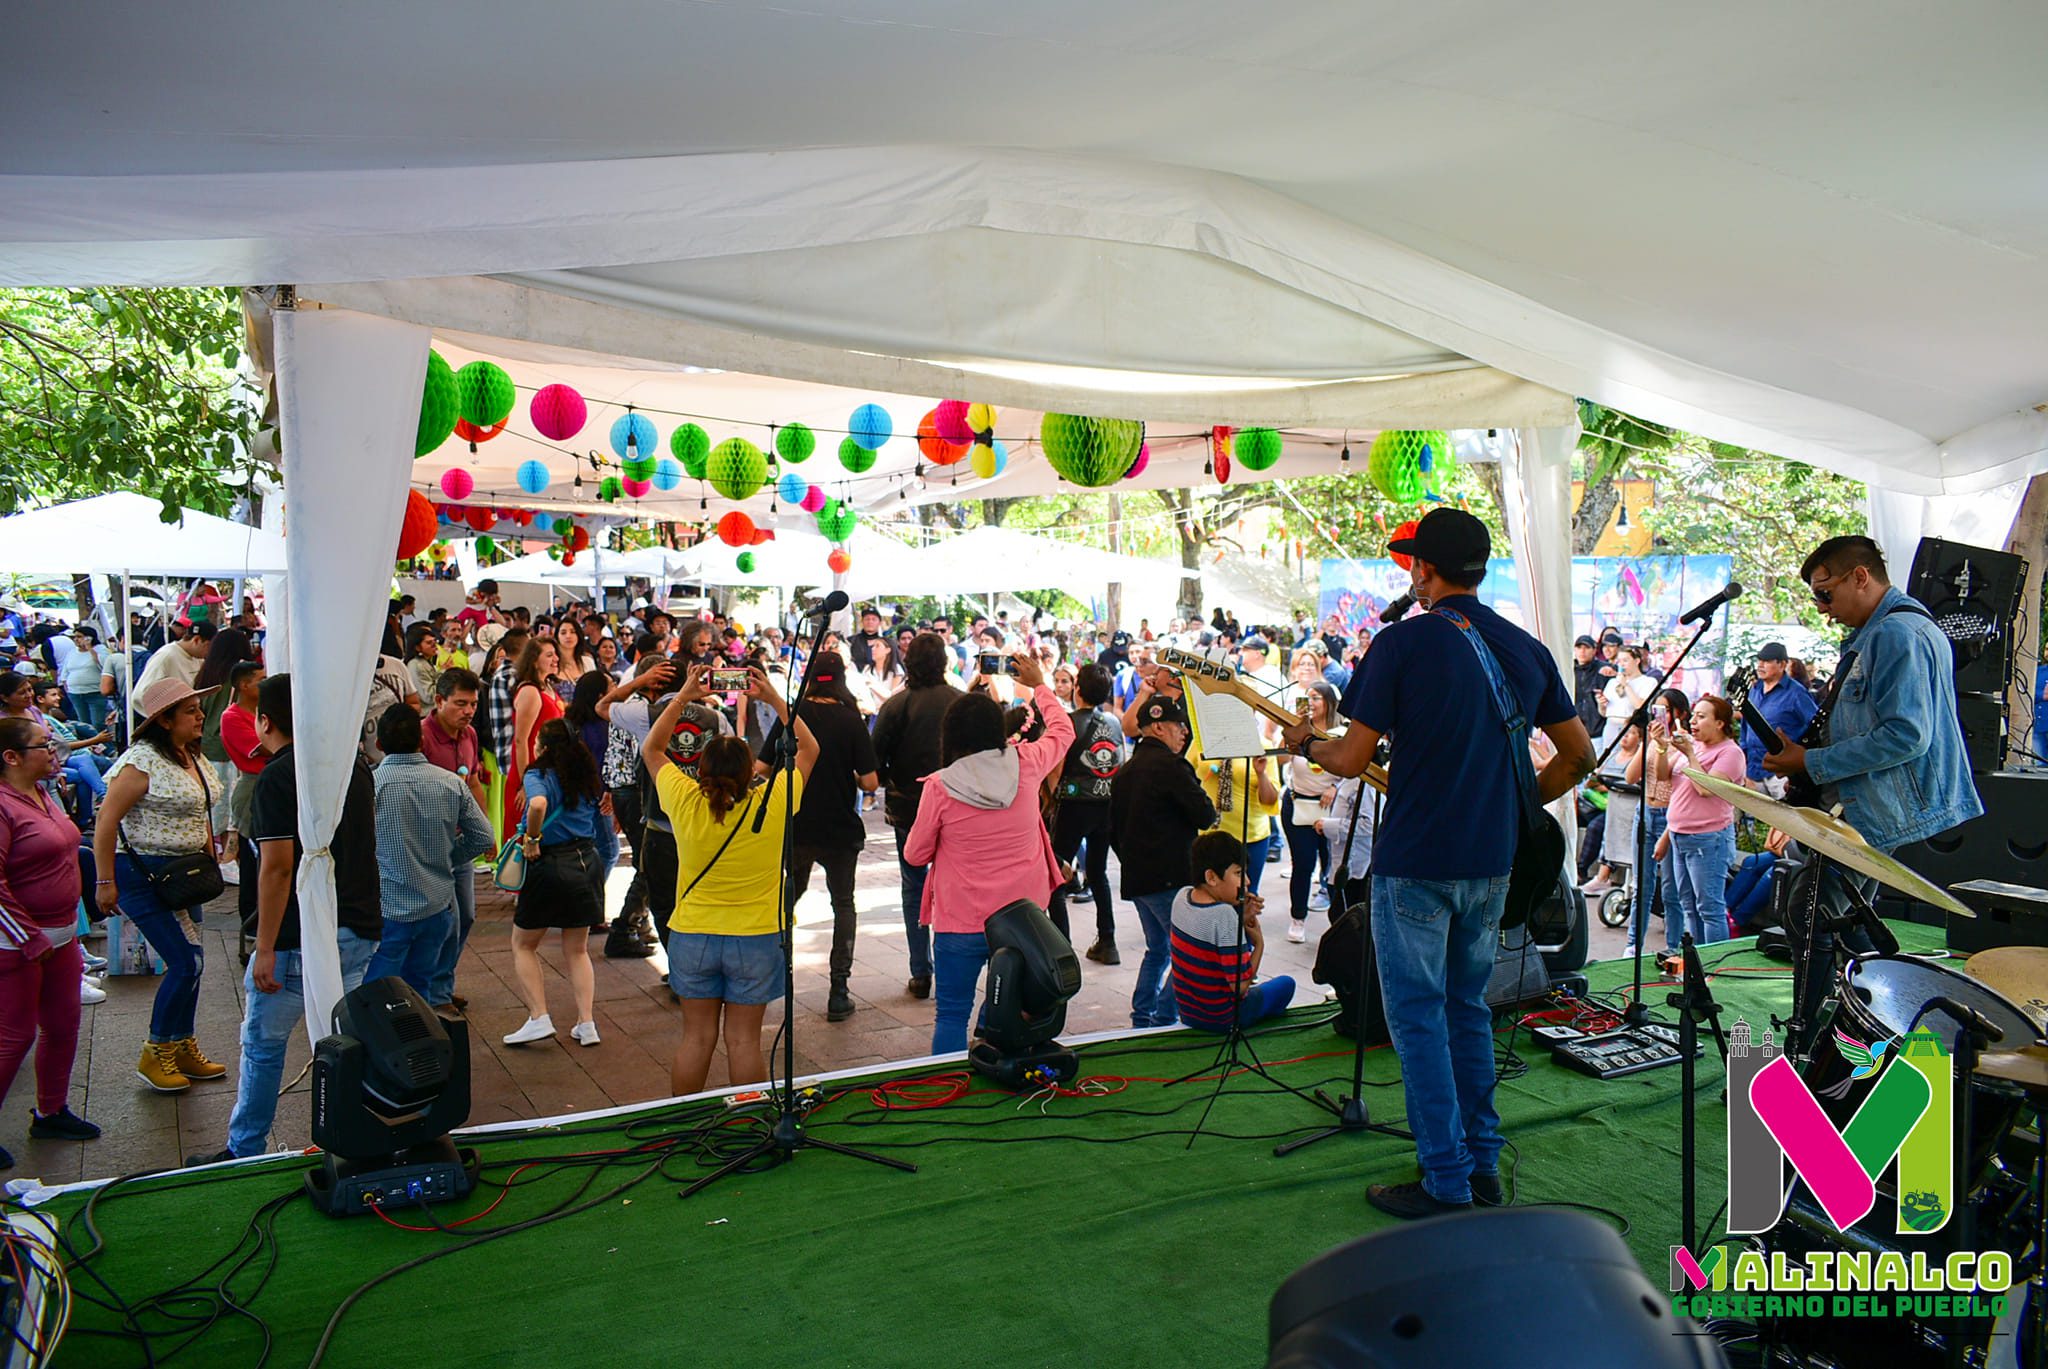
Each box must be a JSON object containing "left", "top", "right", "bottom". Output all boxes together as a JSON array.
[
  {"left": 1615, "top": 494, "right": 1631, "bottom": 532},
  {"left": 1340, "top": 430, "right": 1351, "bottom": 464},
  {"left": 624, "top": 406, "right": 638, "bottom": 459}
]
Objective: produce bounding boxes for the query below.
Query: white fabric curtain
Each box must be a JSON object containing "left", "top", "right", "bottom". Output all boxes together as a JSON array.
[
  {"left": 1865, "top": 481, "right": 2031, "bottom": 574},
  {"left": 275, "top": 307, "right": 430, "bottom": 1043},
  {"left": 1503, "top": 426, "right": 1580, "bottom": 672}
]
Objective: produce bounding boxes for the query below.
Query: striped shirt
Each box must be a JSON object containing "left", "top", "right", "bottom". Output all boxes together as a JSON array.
[{"left": 1169, "top": 890, "right": 1252, "bottom": 1030}]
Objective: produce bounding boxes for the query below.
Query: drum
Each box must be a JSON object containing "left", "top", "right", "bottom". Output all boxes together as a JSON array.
[{"left": 1804, "top": 954, "right": 2037, "bottom": 1192}]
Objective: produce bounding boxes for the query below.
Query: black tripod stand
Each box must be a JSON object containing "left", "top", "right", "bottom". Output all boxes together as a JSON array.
[
  {"left": 1275, "top": 763, "right": 1411, "bottom": 1157},
  {"left": 1667, "top": 934, "right": 1729, "bottom": 1251},
  {"left": 1165, "top": 745, "right": 1327, "bottom": 1148},
  {"left": 683, "top": 590, "right": 914, "bottom": 1198},
  {"left": 1589, "top": 610, "right": 1722, "bottom": 1027}
]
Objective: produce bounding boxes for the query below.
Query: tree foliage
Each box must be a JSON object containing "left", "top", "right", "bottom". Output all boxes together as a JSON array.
[{"left": 0, "top": 287, "right": 261, "bottom": 518}]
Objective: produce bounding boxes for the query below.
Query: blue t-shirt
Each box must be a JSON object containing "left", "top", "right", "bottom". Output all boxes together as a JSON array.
[
  {"left": 1740, "top": 676, "right": 1818, "bottom": 780},
  {"left": 1339, "top": 596, "right": 1575, "bottom": 880},
  {"left": 523, "top": 766, "right": 601, "bottom": 845}
]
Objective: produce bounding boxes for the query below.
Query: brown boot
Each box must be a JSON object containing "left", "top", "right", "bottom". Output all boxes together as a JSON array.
[
  {"left": 173, "top": 1037, "right": 229, "bottom": 1080},
  {"left": 137, "top": 1041, "right": 192, "bottom": 1093}
]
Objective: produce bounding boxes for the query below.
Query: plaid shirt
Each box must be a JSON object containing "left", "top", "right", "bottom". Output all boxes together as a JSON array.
[{"left": 484, "top": 662, "right": 517, "bottom": 764}]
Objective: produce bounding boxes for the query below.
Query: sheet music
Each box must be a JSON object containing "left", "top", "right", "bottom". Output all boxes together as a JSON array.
[{"left": 1185, "top": 683, "right": 1268, "bottom": 761}]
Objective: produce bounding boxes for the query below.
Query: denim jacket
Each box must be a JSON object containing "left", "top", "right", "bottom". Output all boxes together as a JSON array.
[{"left": 1803, "top": 586, "right": 1983, "bottom": 851}]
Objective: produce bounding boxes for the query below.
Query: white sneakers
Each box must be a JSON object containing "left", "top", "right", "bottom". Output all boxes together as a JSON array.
[
  {"left": 503, "top": 1015, "right": 556, "bottom": 1045},
  {"left": 1286, "top": 921, "right": 1308, "bottom": 944},
  {"left": 81, "top": 976, "right": 107, "bottom": 1005},
  {"left": 570, "top": 1021, "right": 601, "bottom": 1048}
]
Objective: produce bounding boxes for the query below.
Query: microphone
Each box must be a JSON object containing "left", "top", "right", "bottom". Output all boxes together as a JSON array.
[
  {"left": 1678, "top": 581, "right": 1743, "bottom": 626},
  {"left": 1378, "top": 592, "right": 1416, "bottom": 625},
  {"left": 1924, "top": 996, "right": 2003, "bottom": 1045},
  {"left": 802, "top": 590, "right": 851, "bottom": 620}
]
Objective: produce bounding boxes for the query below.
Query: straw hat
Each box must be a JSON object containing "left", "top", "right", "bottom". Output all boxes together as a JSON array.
[{"left": 132, "top": 677, "right": 212, "bottom": 728}]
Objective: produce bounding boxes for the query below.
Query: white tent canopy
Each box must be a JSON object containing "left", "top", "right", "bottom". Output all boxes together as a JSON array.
[
  {"left": 664, "top": 524, "right": 928, "bottom": 595},
  {"left": 0, "top": 492, "right": 288, "bottom": 578},
  {"left": 907, "top": 526, "right": 1192, "bottom": 599},
  {"left": 7, "top": 4, "right": 2048, "bottom": 493}
]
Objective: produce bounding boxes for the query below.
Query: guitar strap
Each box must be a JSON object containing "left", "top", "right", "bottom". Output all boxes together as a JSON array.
[{"left": 1433, "top": 607, "right": 1543, "bottom": 837}]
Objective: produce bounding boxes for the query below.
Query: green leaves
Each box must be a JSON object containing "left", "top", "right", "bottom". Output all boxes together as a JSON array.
[{"left": 0, "top": 286, "right": 258, "bottom": 516}]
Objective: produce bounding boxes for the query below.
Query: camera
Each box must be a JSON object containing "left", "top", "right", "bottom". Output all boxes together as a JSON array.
[{"left": 977, "top": 652, "right": 1004, "bottom": 676}]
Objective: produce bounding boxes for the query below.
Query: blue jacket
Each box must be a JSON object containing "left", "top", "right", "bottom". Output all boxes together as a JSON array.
[{"left": 1803, "top": 586, "right": 1983, "bottom": 851}]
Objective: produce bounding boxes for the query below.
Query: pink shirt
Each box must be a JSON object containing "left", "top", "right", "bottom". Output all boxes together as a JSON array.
[
  {"left": 903, "top": 684, "right": 1074, "bottom": 935},
  {"left": 1668, "top": 737, "right": 1745, "bottom": 834},
  {"left": 0, "top": 783, "right": 82, "bottom": 955}
]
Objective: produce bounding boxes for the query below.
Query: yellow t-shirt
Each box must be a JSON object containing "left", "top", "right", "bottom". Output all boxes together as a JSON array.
[
  {"left": 1189, "top": 740, "right": 1281, "bottom": 826},
  {"left": 657, "top": 764, "right": 804, "bottom": 936}
]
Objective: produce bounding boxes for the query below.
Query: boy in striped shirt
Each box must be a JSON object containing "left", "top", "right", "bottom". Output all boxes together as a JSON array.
[{"left": 1170, "top": 831, "right": 1295, "bottom": 1032}]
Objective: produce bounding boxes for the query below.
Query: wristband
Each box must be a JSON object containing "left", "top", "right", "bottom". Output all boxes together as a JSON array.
[
  {"left": 1296, "top": 736, "right": 1317, "bottom": 762},
  {"left": 95, "top": 879, "right": 115, "bottom": 886}
]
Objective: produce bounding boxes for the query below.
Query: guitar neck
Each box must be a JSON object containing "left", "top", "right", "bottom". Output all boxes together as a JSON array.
[{"left": 1158, "top": 650, "right": 1387, "bottom": 794}]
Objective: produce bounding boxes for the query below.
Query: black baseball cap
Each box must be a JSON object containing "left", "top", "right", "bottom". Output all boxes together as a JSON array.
[
  {"left": 1387, "top": 507, "right": 1490, "bottom": 571},
  {"left": 1242, "top": 634, "right": 1270, "bottom": 652},
  {"left": 1574, "top": 634, "right": 1596, "bottom": 648},
  {"left": 1756, "top": 641, "right": 1789, "bottom": 662},
  {"left": 1137, "top": 696, "right": 1186, "bottom": 729}
]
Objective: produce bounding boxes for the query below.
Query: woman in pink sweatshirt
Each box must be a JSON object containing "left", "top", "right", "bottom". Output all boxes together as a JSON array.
[
  {"left": 905, "top": 652, "right": 1074, "bottom": 1054},
  {"left": 0, "top": 715, "right": 101, "bottom": 1162}
]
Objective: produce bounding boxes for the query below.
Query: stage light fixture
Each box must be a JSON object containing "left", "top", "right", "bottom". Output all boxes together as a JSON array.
[
  {"left": 968, "top": 901, "right": 1082, "bottom": 1090},
  {"left": 1267, "top": 1208, "right": 1725, "bottom": 1368},
  {"left": 304, "top": 977, "right": 478, "bottom": 1218}
]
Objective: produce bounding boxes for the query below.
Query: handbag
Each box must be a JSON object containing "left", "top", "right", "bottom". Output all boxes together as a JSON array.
[
  {"left": 493, "top": 806, "right": 561, "bottom": 891},
  {"left": 118, "top": 763, "right": 223, "bottom": 908}
]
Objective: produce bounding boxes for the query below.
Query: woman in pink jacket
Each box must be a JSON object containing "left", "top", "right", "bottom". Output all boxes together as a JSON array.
[{"left": 905, "top": 651, "right": 1073, "bottom": 1054}]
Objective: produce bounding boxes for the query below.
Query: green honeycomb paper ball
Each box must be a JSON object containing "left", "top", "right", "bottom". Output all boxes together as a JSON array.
[
  {"left": 1368, "top": 429, "right": 1454, "bottom": 503},
  {"left": 736, "top": 551, "right": 757, "bottom": 575},
  {"left": 838, "top": 436, "right": 877, "bottom": 473},
  {"left": 707, "top": 437, "right": 768, "bottom": 501},
  {"left": 621, "top": 453, "right": 657, "bottom": 482},
  {"left": 776, "top": 423, "right": 816, "bottom": 464},
  {"left": 1039, "top": 413, "right": 1144, "bottom": 487},
  {"left": 1236, "top": 426, "right": 1283, "bottom": 472},
  {"left": 815, "top": 499, "right": 858, "bottom": 542},
  {"left": 415, "top": 350, "right": 457, "bottom": 457},
  {"left": 598, "top": 476, "right": 623, "bottom": 503},
  {"left": 454, "top": 360, "right": 515, "bottom": 429},
  {"left": 670, "top": 423, "right": 711, "bottom": 480}
]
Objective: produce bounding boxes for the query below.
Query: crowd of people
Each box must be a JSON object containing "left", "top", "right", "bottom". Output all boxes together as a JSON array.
[{"left": 0, "top": 525, "right": 1982, "bottom": 1219}]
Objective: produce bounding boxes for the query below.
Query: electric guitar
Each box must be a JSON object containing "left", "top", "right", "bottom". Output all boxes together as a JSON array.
[{"left": 1155, "top": 647, "right": 1389, "bottom": 795}]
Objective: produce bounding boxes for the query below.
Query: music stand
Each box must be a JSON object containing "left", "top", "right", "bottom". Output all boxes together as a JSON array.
[{"left": 1165, "top": 687, "right": 1325, "bottom": 1146}]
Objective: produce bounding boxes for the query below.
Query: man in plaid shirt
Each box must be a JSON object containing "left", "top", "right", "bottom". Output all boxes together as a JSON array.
[{"left": 481, "top": 627, "right": 528, "bottom": 766}]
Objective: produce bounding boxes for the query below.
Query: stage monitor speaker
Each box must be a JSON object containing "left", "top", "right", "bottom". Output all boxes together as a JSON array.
[
  {"left": 1957, "top": 692, "right": 2008, "bottom": 773},
  {"left": 1908, "top": 536, "right": 2027, "bottom": 695},
  {"left": 1883, "top": 772, "right": 2048, "bottom": 948}
]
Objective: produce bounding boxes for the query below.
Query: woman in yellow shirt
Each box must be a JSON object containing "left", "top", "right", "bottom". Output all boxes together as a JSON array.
[
  {"left": 1190, "top": 739, "right": 1281, "bottom": 894},
  {"left": 643, "top": 664, "right": 817, "bottom": 1097}
]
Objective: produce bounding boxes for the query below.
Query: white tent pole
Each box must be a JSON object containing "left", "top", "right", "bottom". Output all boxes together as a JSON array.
[{"left": 121, "top": 570, "right": 134, "bottom": 744}]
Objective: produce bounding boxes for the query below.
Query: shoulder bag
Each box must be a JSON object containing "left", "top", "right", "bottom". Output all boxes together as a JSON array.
[
  {"left": 119, "top": 759, "right": 224, "bottom": 908},
  {"left": 493, "top": 805, "right": 562, "bottom": 891}
]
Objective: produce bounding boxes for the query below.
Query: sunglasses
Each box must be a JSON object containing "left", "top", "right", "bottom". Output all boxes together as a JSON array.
[{"left": 1809, "top": 572, "right": 1839, "bottom": 606}]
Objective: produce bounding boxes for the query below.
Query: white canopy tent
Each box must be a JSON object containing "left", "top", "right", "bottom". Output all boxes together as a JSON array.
[
  {"left": 906, "top": 526, "right": 1192, "bottom": 600},
  {"left": 0, "top": 492, "right": 287, "bottom": 579},
  {"left": 13, "top": 3, "right": 2045, "bottom": 1041}
]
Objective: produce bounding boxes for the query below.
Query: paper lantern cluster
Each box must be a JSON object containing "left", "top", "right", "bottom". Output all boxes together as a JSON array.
[
  {"left": 1368, "top": 430, "right": 1455, "bottom": 503},
  {"left": 838, "top": 436, "right": 877, "bottom": 474},
  {"left": 1040, "top": 414, "right": 1144, "bottom": 487},
  {"left": 917, "top": 410, "right": 968, "bottom": 467},
  {"left": 455, "top": 362, "right": 515, "bottom": 430},
  {"left": 516, "top": 459, "right": 551, "bottom": 495},
  {"left": 439, "top": 468, "right": 474, "bottom": 501},
  {"left": 736, "top": 551, "right": 757, "bottom": 575},
  {"left": 653, "top": 457, "right": 684, "bottom": 491},
  {"left": 969, "top": 439, "right": 1009, "bottom": 480},
  {"left": 848, "top": 404, "right": 892, "bottom": 452},
  {"left": 775, "top": 423, "right": 815, "bottom": 464},
  {"left": 396, "top": 490, "right": 438, "bottom": 561},
  {"left": 816, "top": 498, "right": 858, "bottom": 543},
  {"left": 1236, "top": 427, "right": 1282, "bottom": 472},
  {"left": 1125, "top": 442, "right": 1150, "bottom": 481},
  {"left": 415, "top": 351, "right": 457, "bottom": 457},
  {"left": 671, "top": 424, "right": 711, "bottom": 480},
  {"left": 717, "top": 511, "right": 757, "bottom": 547},
  {"left": 827, "top": 548, "right": 852, "bottom": 575},
  {"left": 610, "top": 412, "right": 658, "bottom": 462},
  {"left": 776, "top": 472, "right": 809, "bottom": 505}
]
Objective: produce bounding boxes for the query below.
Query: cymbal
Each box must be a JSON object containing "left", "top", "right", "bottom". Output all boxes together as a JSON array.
[
  {"left": 1679, "top": 770, "right": 1974, "bottom": 919},
  {"left": 1973, "top": 1045, "right": 2048, "bottom": 1092},
  {"left": 1966, "top": 947, "right": 2048, "bottom": 1029}
]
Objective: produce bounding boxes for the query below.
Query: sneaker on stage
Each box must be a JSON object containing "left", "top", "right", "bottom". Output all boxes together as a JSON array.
[{"left": 504, "top": 1015, "right": 556, "bottom": 1045}]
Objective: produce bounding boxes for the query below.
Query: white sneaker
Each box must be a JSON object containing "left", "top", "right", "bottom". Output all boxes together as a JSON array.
[
  {"left": 1286, "top": 921, "right": 1307, "bottom": 944},
  {"left": 1307, "top": 886, "right": 1330, "bottom": 913},
  {"left": 503, "top": 1015, "right": 556, "bottom": 1045},
  {"left": 570, "top": 1021, "right": 601, "bottom": 1047},
  {"left": 80, "top": 979, "right": 107, "bottom": 1005},
  {"left": 218, "top": 860, "right": 240, "bottom": 886},
  {"left": 82, "top": 952, "right": 108, "bottom": 972}
]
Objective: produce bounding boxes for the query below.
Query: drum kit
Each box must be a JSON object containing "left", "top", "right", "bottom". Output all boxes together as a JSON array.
[{"left": 1680, "top": 773, "right": 2048, "bottom": 1368}]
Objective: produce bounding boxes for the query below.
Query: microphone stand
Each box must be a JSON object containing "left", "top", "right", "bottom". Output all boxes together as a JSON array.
[
  {"left": 683, "top": 602, "right": 914, "bottom": 1198},
  {"left": 1590, "top": 612, "right": 1719, "bottom": 1027}
]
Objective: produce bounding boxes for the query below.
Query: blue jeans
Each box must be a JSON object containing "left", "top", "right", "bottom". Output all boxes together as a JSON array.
[
  {"left": 931, "top": 930, "right": 991, "bottom": 1055},
  {"left": 1670, "top": 827, "right": 1735, "bottom": 945},
  {"left": 66, "top": 691, "right": 108, "bottom": 733},
  {"left": 894, "top": 824, "right": 931, "bottom": 981},
  {"left": 1372, "top": 873, "right": 1509, "bottom": 1204},
  {"left": 1726, "top": 852, "right": 1777, "bottom": 933},
  {"left": 1130, "top": 891, "right": 1179, "bottom": 1028},
  {"left": 1184, "top": 976, "right": 1297, "bottom": 1033},
  {"left": 112, "top": 853, "right": 206, "bottom": 1042},
  {"left": 1241, "top": 835, "right": 1271, "bottom": 895},
  {"left": 1626, "top": 805, "right": 1678, "bottom": 952},
  {"left": 364, "top": 909, "right": 453, "bottom": 1000},
  {"left": 430, "top": 868, "right": 477, "bottom": 1006},
  {"left": 226, "top": 928, "right": 376, "bottom": 1158}
]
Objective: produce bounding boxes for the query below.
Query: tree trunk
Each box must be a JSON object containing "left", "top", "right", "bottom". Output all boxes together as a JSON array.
[
  {"left": 1573, "top": 471, "right": 1619, "bottom": 555},
  {"left": 1105, "top": 492, "right": 1123, "bottom": 634},
  {"left": 980, "top": 497, "right": 1015, "bottom": 529},
  {"left": 71, "top": 573, "right": 96, "bottom": 621}
]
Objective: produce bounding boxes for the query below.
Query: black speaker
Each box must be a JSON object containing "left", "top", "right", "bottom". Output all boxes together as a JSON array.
[
  {"left": 1958, "top": 692, "right": 2008, "bottom": 773},
  {"left": 1881, "top": 771, "right": 2048, "bottom": 946},
  {"left": 1908, "top": 537, "right": 2027, "bottom": 694}
]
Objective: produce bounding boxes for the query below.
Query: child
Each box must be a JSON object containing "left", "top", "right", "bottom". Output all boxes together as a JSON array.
[{"left": 1169, "top": 830, "right": 1296, "bottom": 1032}]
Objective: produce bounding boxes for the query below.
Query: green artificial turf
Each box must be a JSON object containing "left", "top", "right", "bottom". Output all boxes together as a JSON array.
[{"left": 45, "top": 925, "right": 1945, "bottom": 1368}]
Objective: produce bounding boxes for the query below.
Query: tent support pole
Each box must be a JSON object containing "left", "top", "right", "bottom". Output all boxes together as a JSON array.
[{"left": 122, "top": 569, "right": 134, "bottom": 744}]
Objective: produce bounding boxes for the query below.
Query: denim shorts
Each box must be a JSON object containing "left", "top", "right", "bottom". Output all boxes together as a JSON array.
[{"left": 667, "top": 931, "right": 782, "bottom": 1005}]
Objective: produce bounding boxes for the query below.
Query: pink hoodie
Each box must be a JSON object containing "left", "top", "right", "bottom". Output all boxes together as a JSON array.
[{"left": 903, "top": 684, "right": 1074, "bottom": 935}]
